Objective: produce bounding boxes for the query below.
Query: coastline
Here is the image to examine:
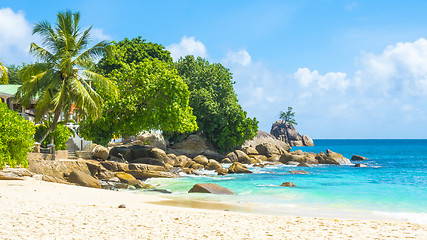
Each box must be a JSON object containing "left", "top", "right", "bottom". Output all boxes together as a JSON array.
[{"left": 1, "top": 178, "right": 425, "bottom": 239}]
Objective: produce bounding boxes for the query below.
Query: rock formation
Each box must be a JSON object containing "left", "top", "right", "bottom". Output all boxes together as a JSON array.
[
  {"left": 270, "top": 120, "right": 314, "bottom": 147},
  {"left": 188, "top": 183, "right": 234, "bottom": 195}
]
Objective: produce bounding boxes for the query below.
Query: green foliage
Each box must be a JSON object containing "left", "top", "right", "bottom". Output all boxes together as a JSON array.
[
  {"left": 0, "top": 103, "right": 35, "bottom": 169},
  {"left": 0, "top": 60, "right": 8, "bottom": 84},
  {"left": 34, "top": 122, "right": 73, "bottom": 150},
  {"left": 6, "top": 63, "right": 27, "bottom": 84},
  {"left": 95, "top": 36, "right": 172, "bottom": 76},
  {"left": 80, "top": 59, "right": 198, "bottom": 146},
  {"left": 174, "top": 56, "right": 258, "bottom": 153},
  {"left": 279, "top": 107, "right": 297, "bottom": 125},
  {"left": 16, "top": 10, "right": 117, "bottom": 144}
]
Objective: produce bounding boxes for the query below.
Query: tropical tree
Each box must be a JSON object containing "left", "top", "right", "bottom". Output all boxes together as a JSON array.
[
  {"left": 16, "top": 10, "right": 117, "bottom": 144},
  {"left": 80, "top": 38, "right": 197, "bottom": 145},
  {"left": 174, "top": 56, "right": 258, "bottom": 153},
  {"left": 279, "top": 107, "right": 297, "bottom": 125},
  {"left": 0, "top": 60, "right": 8, "bottom": 84}
]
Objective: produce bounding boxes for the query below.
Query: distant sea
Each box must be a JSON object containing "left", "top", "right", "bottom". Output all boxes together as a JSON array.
[{"left": 144, "top": 139, "right": 427, "bottom": 223}]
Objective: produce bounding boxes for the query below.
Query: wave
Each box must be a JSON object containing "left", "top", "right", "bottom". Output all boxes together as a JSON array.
[{"left": 372, "top": 211, "right": 427, "bottom": 224}]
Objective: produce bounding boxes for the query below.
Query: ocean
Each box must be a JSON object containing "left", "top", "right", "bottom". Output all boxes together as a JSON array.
[{"left": 143, "top": 139, "right": 427, "bottom": 223}]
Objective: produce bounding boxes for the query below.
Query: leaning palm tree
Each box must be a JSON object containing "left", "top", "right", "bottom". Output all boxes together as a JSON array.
[
  {"left": 17, "top": 10, "right": 117, "bottom": 143},
  {"left": 0, "top": 60, "right": 8, "bottom": 84}
]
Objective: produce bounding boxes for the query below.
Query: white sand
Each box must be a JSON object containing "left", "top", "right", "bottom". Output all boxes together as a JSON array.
[{"left": 0, "top": 178, "right": 425, "bottom": 240}]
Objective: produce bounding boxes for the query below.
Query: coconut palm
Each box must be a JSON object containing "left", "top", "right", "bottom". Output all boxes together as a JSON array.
[
  {"left": 0, "top": 60, "right": 8, "bottom": 84},
  {"left": 17, "top": 10, "right": 117, "bottom": 143}
]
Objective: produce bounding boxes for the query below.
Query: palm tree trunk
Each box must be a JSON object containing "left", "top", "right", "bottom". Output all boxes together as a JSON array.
[{"left": 38, "top": 108, "right": 61, "bottom": 144}]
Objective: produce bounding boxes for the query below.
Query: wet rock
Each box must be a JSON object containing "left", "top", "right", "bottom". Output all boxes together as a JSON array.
[
  {"left": 220, "top": 158, "right": 232, "bottom": 163},
  {"left": 205, "top": 160, "right": 222, "bottom": 170},
  {"left": 251, "top": 155, "right": 267, "bottom": 162},
  {"left": 315, "top": 150, "right": 351, "bottom": 165},
  {"left": 188, "top": 183, "right": 234, "bottom": 195},
  {"left": 215, "top": 168, "right": 229, "bottom": 175},
  {"left": 234, "top": 150, "right": 251, "bottom": 163},
  {"left": 289, "top": 170, "right": 309, "bottom": 175},
  {"left": 354, "top": 163, "right": 368, "bottom": 167},
  {"left": 115, "top": 172, "right": 153, "bottom": 189},
  {"left": 266, "top": 155, "right": 280, "bottom": 162},
  {"left": 297, "top": 162, "right": 312, "bottom": 167},
  {"left": 228, "top": 162, "right": 252, "bottom": 174},
  {"left": 225, "top": 152, "right": 239, "bottom": 163},
  {"left": 280, "top": 182, "right": 297, "bottom": 187},
  {"left": 279, "top": 153, "right": 307, "bottom": 164},
  {"left": 351, "top": 155, "right": 368, "bottom": 161}
]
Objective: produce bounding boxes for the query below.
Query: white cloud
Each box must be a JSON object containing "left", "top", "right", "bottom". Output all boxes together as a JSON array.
[
  {"left": 91, "top": 28, "right": 112, "bottom": 41},
  {"left": 223, "top": 49, "right": 251, "bottom": 67},
  {"left": 294, "top": 68, "right": 350, "bottom": 91},
  {"left": 166, "top": 36, "right": 207, "bottom": 61},
  {"left": 0, "top": 8, "right": 35, "bottom": 64}
]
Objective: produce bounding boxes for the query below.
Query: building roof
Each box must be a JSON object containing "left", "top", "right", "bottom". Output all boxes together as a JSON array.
[{"left": 0, "top": 84, "right": 21, "bottom": 97}]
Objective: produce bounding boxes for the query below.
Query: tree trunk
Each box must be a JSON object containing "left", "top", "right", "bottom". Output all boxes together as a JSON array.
[{"left": 37, "top": 108, "right": 62, "bottom": 144}]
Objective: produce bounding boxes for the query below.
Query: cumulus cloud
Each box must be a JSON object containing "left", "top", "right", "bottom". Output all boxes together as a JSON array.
[
  {"left": 0, "top": 8, "right": 35, "bottom": 64},
  {"left": 166, "top": 36, "right": 207, "bottom": 61},
  {"left": 90, "top": 28, "right": 112, "bottom": 41},
  {"left": 223, "top": 49, "right": 252, "bottom": 67},
  {"left": 226, "top": 39, "right": 427, "bottom": 138}
]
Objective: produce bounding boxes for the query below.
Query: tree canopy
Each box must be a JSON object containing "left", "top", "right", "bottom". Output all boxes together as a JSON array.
[
  {"left": 16, "top": 10, "right": 117, "bottom": 144},
  {"left": 279, "top": 107, "right": 297, "bottom": 125},
  {"left": 174, "top": 55, "right": 258, "bottom": 153},
  {"left": 79, "top": 37, "right": 197, "bottom": 145}
]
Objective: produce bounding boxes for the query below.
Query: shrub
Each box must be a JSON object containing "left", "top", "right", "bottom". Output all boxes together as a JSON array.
[
  {"left": 34, "top": 122, "right": 73, "bottom": 150},
  {"left": 0, "top": 103, "right": 35, "bottom": 169}
]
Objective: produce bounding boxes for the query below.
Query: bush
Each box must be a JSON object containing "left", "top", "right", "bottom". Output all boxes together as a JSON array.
[
  {"left": 0, "top": 103, "right": 35, "bottom": 169},
  {"left": 34, "top": 122, "right": 73, "bottom": 150}
]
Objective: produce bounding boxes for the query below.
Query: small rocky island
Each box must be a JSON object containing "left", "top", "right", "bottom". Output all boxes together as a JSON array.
[{"left": 270, "top": 120, "right": 314, "bottom": 147}]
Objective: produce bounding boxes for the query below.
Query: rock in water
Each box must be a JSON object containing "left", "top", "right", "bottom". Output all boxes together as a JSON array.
[
  {"left": 228, "top": 162, "right": 253, "bottom": 174},
  {"left": 270, "top": 120, "right": 314, "bottom": 147},
  {"left": 188, "top": 183, "right": 234, "bottom": 195},
  {"left": 351, "top": 155, "right": 368, "bottom": 161},
  {"left": 242, "top": 130, "right": 290, "bottom": 153},
  {"left": 354, "top": 163, "right": 368, "bottom": 167},
  {"left": 118, "top": 204, "right": 126, "bottom": 208},
  {"left": 289, "top": 170, "right": 309, "bottom": 175},
  {"left": 68, "top": 171, "right": 101, "bottom": 188},
  {"left": 280, "top": 182, "right": 297, "bottom": 187}
]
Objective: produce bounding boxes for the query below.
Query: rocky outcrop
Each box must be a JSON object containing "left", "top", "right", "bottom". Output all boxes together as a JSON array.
[
  {"left": 167, "top": 134, "right": 220, "bottom": 159},
  {"left": 354, "top": 163, "right": 368, "bottom": 167},
  {"left": 188, "top": 183, "right": 234, "bottom": 195},
  {"left": 351, "top": 155, "right": 368, "bottom": 161},
  {"left": 0, "top": 168, "right": 33, "bottom": 180},
  {"left": 315, "top": 149, "right": 351, "bottom": 165},
  {"left": 136, "top": 133, "right": 167, "bottom": 150},
  {"left": 115, "top": 172, "right": 153, "bottom": 189},
  {"left": 92, "top": 145, "right": 109, "bottom": 160},
  {"left": 280, "top": 182, "right": 296, "bottom": 187},
  {"left": 126, "top": 170, "right": 178, "bottom": 179},
  {"left": 243, "top": 131, "right": 290, "bottom": 153},
  {"left": 270, "top": 120, "right": 314, "bottom": 147}
]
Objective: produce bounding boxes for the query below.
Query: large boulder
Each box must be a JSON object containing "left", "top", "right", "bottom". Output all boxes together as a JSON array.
[
  {"left": 279, "top": 152, "right": 307, "bottom": 164},
  {"left": 109, "top": 146, "right": 132, "bottom": 161},
  {"left": 205, "top": 160, "right": 222, "bottom": 170},
  {"left": 289, "top": 170, "right": 308, "bottom": 175},
  {"left": 131, "top": 158, "right": 166, "bottom": 167},
  {"left": 225, "top": 152, "right": 239, "bottom": 163},
  {"left": 228, "top": 162, "right": 252, "bottom": 174},
  {"left": 315, "top": 149, "right": 351, "bottom": 165},
  {"left": 243, "top": 131, "right": 290, "bottom": 153},
  {"left": 188, "top": 183, "right": 234, "bottom": 195},
  {"left": 28, "top": 159, "right": 91, "bottom": 181},
  {"left": 280, "top": 182, "right": 297, "bottom": 187},
  {"left": 128, "top": 163, "right": 166, "bottom": 172},
  {"left": 241, "top": 146, "right": 259, "bottom": 156},
  {"left": 193, "top": 155, "right": 209, "bottom": 166},
  {"left": 130, "top": 145, "right": 171, "bottom": 164},
  {"left": 114, "top": 172, "right": 153, "bottom": 189},
  {"left": 91, "top": 145, "right": 109, "bottom": 160},
  {"left": 234, "top": 150, "right": 251, "bottom": 163},
  {"left": 68, "top": 171, "right": 101, "bottom": 188},
  {"left": 302, "top": 135, "right": 314, "bottom": 146},
  {"left": 256, "top": 142, "right": 284, "bottom": 157},
  {"left": 270, "top": 120, "right": 314, "bottom": 147},
  {"left": 168, "top": 134, "right": 216, "bottom": 157},
  {"left": 136, "top": 133, "right": 167, "bottom": 150}
]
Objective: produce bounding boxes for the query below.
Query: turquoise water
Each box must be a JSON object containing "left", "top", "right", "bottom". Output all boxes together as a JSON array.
[{"left": 145, "top": 139, "right": 427, "bottom": 223}]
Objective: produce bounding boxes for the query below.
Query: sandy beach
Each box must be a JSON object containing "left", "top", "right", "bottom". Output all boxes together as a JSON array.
[{"left": 0, "top": 179, "right": 425, "bottom": 240}]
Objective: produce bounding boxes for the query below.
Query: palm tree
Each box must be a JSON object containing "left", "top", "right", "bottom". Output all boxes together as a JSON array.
[
  {"left": 17, "top": 10, "right": 117, "bottom": 144},
  {"left": 0, "top": 60, "right": 8, "bottom": 84}
]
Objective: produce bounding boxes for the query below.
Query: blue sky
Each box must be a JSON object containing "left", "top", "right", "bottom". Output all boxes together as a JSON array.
[{"left": 1, "top": 0, "right": 427, "bottom": 138}]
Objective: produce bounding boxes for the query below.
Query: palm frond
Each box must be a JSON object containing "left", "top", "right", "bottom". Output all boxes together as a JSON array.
[
  {"left": 30, "top": 43, "right": 55, "bottom": 63},
  {"left": 73, "top": 41, "right": 108, "bottom": 68},
  {"left": 82, "top": 70, "right": 118, "bottom": 97}
]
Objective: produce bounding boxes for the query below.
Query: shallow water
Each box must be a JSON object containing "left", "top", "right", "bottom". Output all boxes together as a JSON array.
[{"left": 144, "top": 139, "right": 427, "bottom": 223}]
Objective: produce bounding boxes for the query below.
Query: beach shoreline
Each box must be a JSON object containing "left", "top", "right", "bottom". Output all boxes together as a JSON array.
[{"left": 1, "top": 178, "right": 425, "bottom": 239}]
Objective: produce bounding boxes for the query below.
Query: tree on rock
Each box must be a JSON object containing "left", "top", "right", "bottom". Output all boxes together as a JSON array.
[
  {"left": 174, "top": 56, "right": 258, "bottom": 153},
  {"left": 279, "top": 107, "right": 297, "bottom": 125}
]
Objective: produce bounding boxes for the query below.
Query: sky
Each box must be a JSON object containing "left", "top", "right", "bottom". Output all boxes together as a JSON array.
[{"left": 1, "top": 0, "right": 427, "bottom": 139}]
